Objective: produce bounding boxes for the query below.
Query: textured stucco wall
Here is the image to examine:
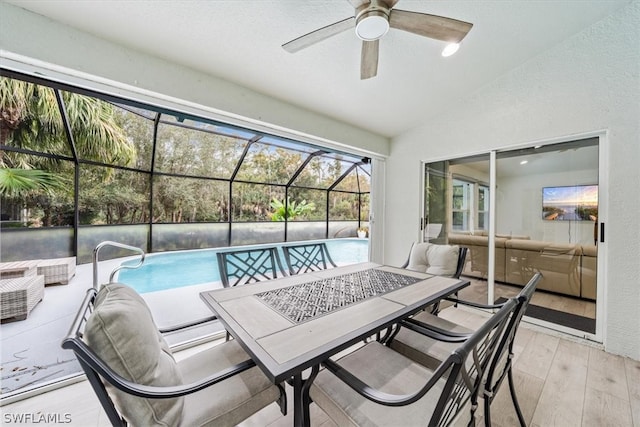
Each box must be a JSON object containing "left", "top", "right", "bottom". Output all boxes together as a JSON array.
[
  {"left": 386, "top": 2, "right": 640, "bottom": 359},
  {"left": 0, "top": 2, "right": 389, "bottom": 157}
]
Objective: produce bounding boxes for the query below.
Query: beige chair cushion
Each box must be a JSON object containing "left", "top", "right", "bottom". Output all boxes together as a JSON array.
[
  {"left": 391, "top": 310, "right": 510, "bottom": 393},
  {"left": 390, "top": 311, "right": 473, "bottom": 370},
  {"left": 179, "top": 339, "right": 281, "bottom": 427},
  {"left": 309, "top": 341, "right": 447, "bottom": 427},
  {"left": 85, "top": 284, "right": 183, "bottom": 427},
  {"left": 407, "top": 243, "right": 459, "bottom": 277}
]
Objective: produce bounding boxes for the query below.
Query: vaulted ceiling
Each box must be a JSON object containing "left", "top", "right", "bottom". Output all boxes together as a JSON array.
[{"left": 3, "top": 0, "right": 631, "bottom": 138}]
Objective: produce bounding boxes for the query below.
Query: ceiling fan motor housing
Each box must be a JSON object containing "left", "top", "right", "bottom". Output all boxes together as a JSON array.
[{"left": 355, "top": 1, "right": 391, "bottom": 41}]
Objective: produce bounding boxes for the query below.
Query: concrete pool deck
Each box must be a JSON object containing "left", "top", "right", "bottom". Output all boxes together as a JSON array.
[{"left": 0, "top": 256, "right": 225, "bottom": 397}]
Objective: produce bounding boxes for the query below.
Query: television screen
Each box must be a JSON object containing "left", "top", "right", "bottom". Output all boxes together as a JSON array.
[{"left": 542, "top": 185, "right": 598, "bottom": 221}]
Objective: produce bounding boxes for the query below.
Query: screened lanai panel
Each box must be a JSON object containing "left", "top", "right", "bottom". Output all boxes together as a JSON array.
[
  {"left": 79, "top": 165, "right": 150, "bottom": 225},
  {"left": 163, "top": 116, "right": 258, "bottom": 140},
  {"left": 291, "top": 153, "right": 361, "bottom": 189},
  {"left": 77, "top": 224, "right": 149, "bottom": 264},
  {"left": 1, "top": 79, "right": 72, "bottom": 157},
  {"left": 154, "top": 118, "right": 248, "bottom": 178},
  {"left": 333, "top": 164, "right": 371, "bottom": 192},
  {"left": 360, "top": 193, "right": 371, "bottom": 221},
  {"left": 152, "top": 176, "right": 228, "bottom": 222},
  {"left": 235, "top": 139, "right": 312, "bottom": 184},
  {"left": 60, "top": 92, "right": 139, "bottom": 168},
  {"left": 1, "top": 151, "right": 75, "bottom": 226},
  {"left": 329, "top": 192, "right": 360, "bottom": 220},
  {"left": 231, "top": 222, "right": 285, "bottom": 246},
  {"left": 107, "top": 103, "right": 155, "bottom": 171},
  {"left": 232, "top": 182, "right": 285, "bottom": 222},
  {"left": 152, "top": 223, "right": 228, "bottom": 251},
  {"left": 287, "top": 188, "right": 326, "bottom": 221},
  {"left": 287, "top": 222, "right": 326, "bottom": 241}
]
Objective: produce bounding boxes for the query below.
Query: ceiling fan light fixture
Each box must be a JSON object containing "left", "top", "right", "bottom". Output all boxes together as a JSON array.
[
  {"left": 441, "top": 43, "right": 460, "bottom": 57},
  {"left": 355, "top": 11, "right": 389, "bottom": 41}
]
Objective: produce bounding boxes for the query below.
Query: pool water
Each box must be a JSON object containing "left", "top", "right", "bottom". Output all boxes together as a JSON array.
[{"left": 118, "top": 238, "right": 369, "bottom": 293}]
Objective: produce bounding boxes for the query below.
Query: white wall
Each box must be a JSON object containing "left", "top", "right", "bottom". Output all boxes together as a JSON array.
[
  {"left": 0, "top": 2, "right": 389, "bottom": 158},
  {"left": 386, "top": 2, "right": 640, "bottom": 359},
  {"left": 497, "top": 169, "right": 598, "bottom": 244}
]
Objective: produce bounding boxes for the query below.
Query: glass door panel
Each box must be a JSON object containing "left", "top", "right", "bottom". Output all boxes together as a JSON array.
[
  {"left": 423, "top": 155, "right": 492, "bottom": 304},
  {"left": 423, "top": 140, "right": 601, "bottom": 339},
  {"left": 495, "top": 138, "right": 599, "bottom": 335},
  {"left": 423, "top": 161, "right": 448, "bottom": 243}
]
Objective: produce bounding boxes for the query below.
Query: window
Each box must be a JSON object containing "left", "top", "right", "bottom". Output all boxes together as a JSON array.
[{"left": 451, "top": 178, "right": 488, "bottom": 232}]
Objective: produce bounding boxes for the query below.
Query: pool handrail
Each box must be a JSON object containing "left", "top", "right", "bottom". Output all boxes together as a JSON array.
[{"left": 93, "top": 241, "right": 146, "bottom": 290}]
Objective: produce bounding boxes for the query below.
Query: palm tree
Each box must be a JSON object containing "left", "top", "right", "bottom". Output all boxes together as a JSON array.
[{"left": 0, "top": 77, "right": 135, "bottom": 196}]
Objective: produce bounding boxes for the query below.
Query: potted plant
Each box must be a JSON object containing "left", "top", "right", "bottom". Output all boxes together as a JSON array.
[{"left": 357, "top": 227, "right": 368, "bottom": 238}]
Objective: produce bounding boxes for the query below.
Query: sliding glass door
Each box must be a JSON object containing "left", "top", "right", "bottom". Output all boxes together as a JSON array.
[
  {"left": 495, "top": 139, "right": 600, "bottom": 337},
  {"left": 422, "top": 136, "right": 603, "bottom": 340}
]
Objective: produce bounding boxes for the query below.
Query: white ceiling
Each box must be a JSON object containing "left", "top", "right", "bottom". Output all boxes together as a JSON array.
[{"left": 4, "top": 0, "right": 630, "bottom": 138}]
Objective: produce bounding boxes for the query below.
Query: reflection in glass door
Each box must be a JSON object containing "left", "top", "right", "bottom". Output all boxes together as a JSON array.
[
  {"left": 495, "top": 139, "right": 599, "bottom": 337},
  {"left": 423, "top": 161, "right": 448, "bottom": 243},
  {"left": 422, "top": 137, "right": 602, "bottom": 339}
]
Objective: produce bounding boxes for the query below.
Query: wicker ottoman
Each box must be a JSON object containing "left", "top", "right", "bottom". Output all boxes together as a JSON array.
[
  {"left": 37, "top": 257, "right": 77, "bottom": 285},
  {"left": 0, "top": 275, "right": 45, "bottom": 320},
  {"left": 0, "top": 260, "right": 40, "bottom": 280}
]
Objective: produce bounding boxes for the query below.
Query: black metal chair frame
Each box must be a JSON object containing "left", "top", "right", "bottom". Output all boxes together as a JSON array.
[
  {"left": 62, "top": 288, "right": 286, "bottom": 426},
  {"left": 480, "top": 272, "right": 541, "bottom": 426},
  {"left": 319, "top": 298, "right": 518, "bottom": 427},
  {"left": 393, "top": 272, "right": 543, "bottom": 426},
  {"left": 282, "top": 242, "right": 338, "bottom": 275},
  {"left": 216, "top": 247, "right": 287, "bottom": 287}
]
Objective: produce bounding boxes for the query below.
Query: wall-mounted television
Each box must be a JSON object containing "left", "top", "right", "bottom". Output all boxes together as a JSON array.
[{"left": 542, "top": 185, "right": 598, "bottom": 221}]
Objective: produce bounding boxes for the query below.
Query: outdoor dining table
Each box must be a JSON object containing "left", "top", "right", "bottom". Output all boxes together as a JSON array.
[{"left": 199, "top": 261, "right": 470, "bottom": 427}]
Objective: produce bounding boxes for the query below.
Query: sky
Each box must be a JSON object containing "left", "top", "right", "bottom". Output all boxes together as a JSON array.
[{"left": 542, "top": 185, "right": 598, "bottom": 206}]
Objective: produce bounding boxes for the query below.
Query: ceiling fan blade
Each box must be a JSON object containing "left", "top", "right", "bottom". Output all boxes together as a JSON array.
[
  {"left": 361, "top": 39, "right": 379, "bottom": 80},
  {"left": 282, "top": 17, "right": 355, "bottom": 53},
  {"left": 389, "top": 9, "right": 473, "bottom": 43}
]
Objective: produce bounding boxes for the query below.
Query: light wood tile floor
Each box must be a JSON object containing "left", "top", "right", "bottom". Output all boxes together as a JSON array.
[{"left": 2, "top": 307, "right": 638, "bottom": 426}]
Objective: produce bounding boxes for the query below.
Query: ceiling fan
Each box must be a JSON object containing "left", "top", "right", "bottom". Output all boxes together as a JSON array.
[{"left": 282, "top": 0, "right": 473, "bottom": 80}]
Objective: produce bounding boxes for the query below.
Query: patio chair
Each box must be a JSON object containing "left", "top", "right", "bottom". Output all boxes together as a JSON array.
[
  {"left": 282, "top": 242, "right": 338, "bottom": 275},
  {"left": 388, "top": 272, "right": 542, "bottom": 426},
  {"left": 401, "top": 243, "right": 468, "bottom": 314},
  {"left": 308, "top": 297, "right": 518, "bottom": 427},
  {"left": 217, "top": 247, "right": 286, "bottom": 287},
  {"left": 62, "top": 283, "right": 286, "bottom": 427},
  {"left": 401, "top": 243, "right": 467, "bottom": 280}
]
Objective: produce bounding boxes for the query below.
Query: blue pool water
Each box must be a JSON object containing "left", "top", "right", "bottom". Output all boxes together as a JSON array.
[{"left": 118, "top": 238, "right": 369, "bottom": 293}]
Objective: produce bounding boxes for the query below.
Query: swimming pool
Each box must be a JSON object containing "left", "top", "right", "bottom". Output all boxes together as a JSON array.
[{"left": 118, "top": 238, "right": 369, "bottom": 293}]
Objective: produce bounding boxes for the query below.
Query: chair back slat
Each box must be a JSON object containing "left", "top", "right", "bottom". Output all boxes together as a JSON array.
[
  {"left": 282, "top": 242, "right": 337, "bottom": 275},
  {"left": 454, "top": 247, "right": 468, "bottom": 279},
  {"left": 217, "top": 247, "right": 286, "bottom": 287},
  {"left": 430, "top": 297, "right": 517, "bottom": 426}
]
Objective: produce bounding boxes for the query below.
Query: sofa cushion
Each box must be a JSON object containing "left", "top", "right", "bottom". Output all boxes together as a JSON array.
[
  {"left": 84, "top": 284, "right": 183, "bottom": 426},
  {"left": 407, "top": 243, "right": 459, "bottom": 277}
]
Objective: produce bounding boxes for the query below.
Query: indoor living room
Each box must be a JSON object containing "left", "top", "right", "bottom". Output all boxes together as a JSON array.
[{"left": 430, "top": 138, "right": 600, "bottom": 336}]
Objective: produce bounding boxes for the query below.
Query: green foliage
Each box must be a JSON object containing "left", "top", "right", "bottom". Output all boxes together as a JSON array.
[
  {"left": 0, "top": 168, "right": 66, "bottom": 197},
  {"left": 269, "top": 197, "right": 315, "bottom": 221},
  {"left": 0, "top": 76, "right": 370, "bottom": 230}
]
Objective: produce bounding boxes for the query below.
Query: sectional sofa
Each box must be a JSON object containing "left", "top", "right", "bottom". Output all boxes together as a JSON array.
[{"left": 448, "top": 232, "right": 597, "bottom": 300}]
